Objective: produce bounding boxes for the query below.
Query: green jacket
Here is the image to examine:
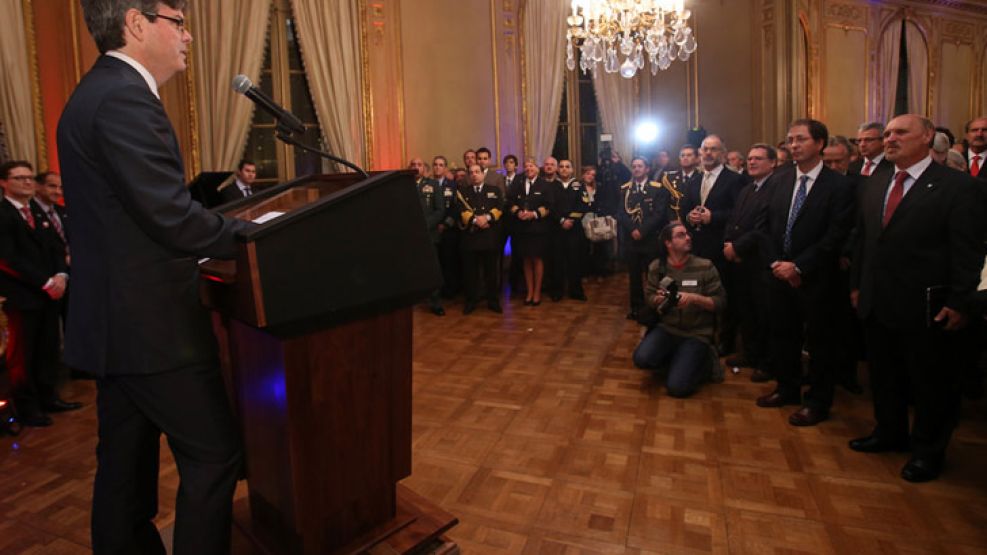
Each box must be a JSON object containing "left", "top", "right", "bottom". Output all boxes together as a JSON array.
[{"left": 417, "top": 177, "right": 445, "bottom": 244}]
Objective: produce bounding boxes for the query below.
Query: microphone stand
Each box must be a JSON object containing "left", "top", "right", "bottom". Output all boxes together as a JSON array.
[{"left": 274, "top": 121, "right": 370, "bottom": 180}]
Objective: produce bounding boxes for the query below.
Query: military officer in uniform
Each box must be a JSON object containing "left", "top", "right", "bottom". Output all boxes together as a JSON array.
[
  {"left": 433, "top": 156, "right": 461, "bottom": 299},
  {"left": 555, "top": 165, "right": 591, "bottom": 300},
  {"left": 618, "top": 157, "right": 672, "bottom": 320},
  {"left": 457, "top": 164, "right": 505, "bottom": 314},
  {"left": 411, "top": 158, "right": 446, "bottom": 315}
]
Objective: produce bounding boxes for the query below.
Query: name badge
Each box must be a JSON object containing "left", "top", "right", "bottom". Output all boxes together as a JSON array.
[
  {"left": 682, "top": 279, "right": 698, "bottom": 287},
  {"left": 422, "top": 185, "right": 433, "bottom": 193},
  {"left": 486, "top": 192, "right": 497, "bottom": 198},
  {"left": 444, "top": 189, "right": 453, "bottom": 196}
]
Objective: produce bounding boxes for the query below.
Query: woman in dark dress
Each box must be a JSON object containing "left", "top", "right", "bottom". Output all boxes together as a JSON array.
[{"left": 507, "top": 158, "right": 553, "bottom": 305}]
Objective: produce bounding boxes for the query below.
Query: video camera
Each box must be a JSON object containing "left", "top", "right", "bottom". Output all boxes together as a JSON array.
[{"left": 655, "top": 276, "right": 680, "bottom": 316}]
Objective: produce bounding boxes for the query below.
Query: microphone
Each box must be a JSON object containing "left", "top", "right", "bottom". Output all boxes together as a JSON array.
[{"left": 232, "top": 74, "right": 305, "bottom": 135}]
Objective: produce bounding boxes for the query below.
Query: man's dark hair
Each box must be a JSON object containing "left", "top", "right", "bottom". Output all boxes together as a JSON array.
[
  {"left": 476, "top": 147, "right": 492, "bottom": 158},
  {"left": 81, "top": 0, "right": 188, "bottom": 54},
  {"left": 35, "top": 170, "right": 59, "bottom": 184},
  {"left": 657, "top": 222, "right": 685, "bottom": 259},
  {"left": 679, "top": 144, "right": 698, "bottom": 157},
  {"left": 749, "top": 143, "right": 777, "bottom": 160},
  {"left": 503, "top": 154, "right": 518, "bottom": 165},
  {"left": 630, "top": 156, "right": 650, "bottom": 167},
  {"left": 237, "top": 159, "right": 255, "bottom": 171},
  {"left": 0, "top": 160, "right": 33, "bottom": 180},
  {"left": 789, "top": 118, "right": 829, "bottom": 153},
  {"left": 433, "top": 155, "right": 448, "bottom": 165}
]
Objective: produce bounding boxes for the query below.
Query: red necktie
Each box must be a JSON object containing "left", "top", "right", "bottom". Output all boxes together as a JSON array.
[
  {"left": 883, "top": 171, "right": 908, "bottom": 227},
  {"left": 48, "top": 208, "right": 65, "bottom": 241},
  {"left": 972, "top": 155, "right": 981, "bottom": 178},
  {"left": 862, "top": 160, "right": 874, "bottom": 176},
  {"left": 20, "top": 206, "right": 35, "bottom": 230}
]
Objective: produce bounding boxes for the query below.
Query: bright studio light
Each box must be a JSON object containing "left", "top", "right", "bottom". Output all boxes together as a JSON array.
[{"left": 634, "top": 121, "right": 660, "bottom": 144}]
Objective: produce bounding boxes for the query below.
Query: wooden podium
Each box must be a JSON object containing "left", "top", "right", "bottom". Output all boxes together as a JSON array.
[{"left": 199, "top": 171, "right": 457, "bottom": 554}]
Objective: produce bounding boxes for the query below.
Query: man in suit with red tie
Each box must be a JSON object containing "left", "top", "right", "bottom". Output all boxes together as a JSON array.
[
  {"left": 850, "top": 115, "right": 985, "bottom": 482},
  {"left": 58, "top": 1, "right": 253, "bottom": 553},
  {"left": 963, "top": 117, "right": 986, "bottom": 181},
  {"left": 754, "top": 119, "right": 855, "bottom": 427},
  {"left": 849, "top": 122, "right": 890, "bottom": 177},
  {"left": 0, "top": 161, "right": 76, "bottom": 427}
]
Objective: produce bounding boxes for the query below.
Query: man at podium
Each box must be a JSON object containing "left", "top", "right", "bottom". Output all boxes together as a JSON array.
[{"left": 57, "top": 1, "right": 252, "bottom": 554}]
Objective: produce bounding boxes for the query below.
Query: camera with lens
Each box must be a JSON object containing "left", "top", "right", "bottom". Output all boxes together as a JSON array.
[{"left": 656, "top": 276, "right": 680, "bottom": 315}]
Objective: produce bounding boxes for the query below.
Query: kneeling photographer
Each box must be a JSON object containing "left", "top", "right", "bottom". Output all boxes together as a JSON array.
[{"left": 633, "top": 222, "right": 725, "bottom": 397}]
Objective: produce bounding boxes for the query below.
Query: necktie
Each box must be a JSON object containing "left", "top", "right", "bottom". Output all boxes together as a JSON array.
[
  {"left": 474, "top": 186, "right": 481, "bottom": 194},
  {"left": 784, "top": 175, "right": 809, "bottom": 255},
  {"left": 525, "top": 180, "right": 531, "bottom": 195},
  {"left": 862, "top": 159, "right": 874, "bottom": 176},
  {"left": 20, "top": 206, "right": 35, "bottom": 230},
  {"left": 48, "top": 208, "right": 65, "bottom": 241},
  {"left": 972, "top": 155, "right": 981, "bottom": 178},
  {"left": 700, "top": 172, "right": 714, "bottom": 205},
  {"left": 883, "top": 171, "right": 908, "bottom": 227},
  {"left": 244, "top": 185, "right": 253, "bottom": 196}
]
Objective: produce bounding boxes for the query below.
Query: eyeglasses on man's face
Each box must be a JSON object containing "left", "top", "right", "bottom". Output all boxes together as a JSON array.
[{"left": 142, "top": 11, "right": 185, "bottom": 33}]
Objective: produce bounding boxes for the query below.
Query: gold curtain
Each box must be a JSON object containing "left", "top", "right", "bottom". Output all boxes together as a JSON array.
[
  {"left": 0, "top": 0, "right": 37, "bottom": 165},
  {"left": 190, "top": 0, "right": 272, "bottom": 171},
  {"left": 290, "top": 0, "right": 366, "bottom": 170},
  {"left": 903, "top": 22, "right": 928, "bottom": 116},
  {"left": 522, "top": 0, "right": 567, "bottom": 161},
  {"left": 592, "top": 70, "right": 638, "bottom": 161}
]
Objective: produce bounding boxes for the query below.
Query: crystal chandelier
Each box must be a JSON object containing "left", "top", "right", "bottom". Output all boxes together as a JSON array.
[{"left": 566, "top": 0, "right": 697, "bottom": 79}]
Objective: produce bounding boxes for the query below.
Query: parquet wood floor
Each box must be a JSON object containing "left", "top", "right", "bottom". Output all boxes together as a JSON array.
[{"left": 2, "top": 272, "right": 986, "bottom": 554}]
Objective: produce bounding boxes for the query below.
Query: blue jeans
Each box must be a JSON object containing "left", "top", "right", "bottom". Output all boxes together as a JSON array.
[{"left": 633, "top": 326, "right": 711, "bottom": 397}]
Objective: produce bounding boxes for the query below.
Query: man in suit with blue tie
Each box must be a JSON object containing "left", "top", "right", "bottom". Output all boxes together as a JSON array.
[
  {"left": 753, "top": 119, "right": 855, "bottom": 427},
  {"left": 58, "top": 1, "right": 253, "bottom": 553}
]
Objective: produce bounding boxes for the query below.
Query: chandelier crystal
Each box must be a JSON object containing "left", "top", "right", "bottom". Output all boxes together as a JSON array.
[{"left": 566, "top": 0, "right": 697, "bottom": 79}]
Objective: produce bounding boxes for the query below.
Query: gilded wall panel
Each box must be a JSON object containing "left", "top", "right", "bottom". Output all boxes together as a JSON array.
[
  {"left": 938, "top": 42, "right": 974, "bottom": 136},
  {"left": 365, "top": 0, "right": 405, "bottom": 169},
  {"left": 822, "top": 26, "right": 867, "bottom": 136},
  {"left": 399, "top": 0, "right": 498, "bottom": 168}
]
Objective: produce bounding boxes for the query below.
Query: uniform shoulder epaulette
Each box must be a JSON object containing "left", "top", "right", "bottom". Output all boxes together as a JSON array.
[
  {"left": 620, "top": 182, "right": 632, "bottom": 189},
  {"left": 647, "top": 181, "right": 662, "bottom": 188}
]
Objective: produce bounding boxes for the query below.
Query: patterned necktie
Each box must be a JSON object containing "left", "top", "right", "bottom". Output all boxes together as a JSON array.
[
  {"left": 784, "top": 175, "right": 809, "bottom": 255},
  {"left": 862, "top": 159, "right": 874, "bottom": 176},
  {"left": 48, "top": 208, "right": 65, "bottom": 241},
  {"left": 883, "top": 171, "right": 908, "bottom": 227},
  {"left": 971, "top": 155, "right": 981, "bottom": 178},
  {"left": 20, "top": 205, "right": 35, "bottom": 230},
  {"left": 700, "top": 172, "right": 714, "bottom": 205}
]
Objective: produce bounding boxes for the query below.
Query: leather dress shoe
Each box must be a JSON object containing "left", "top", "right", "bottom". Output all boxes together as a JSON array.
[
  {"left": 788, "top": 406, "right": 829, "bottom": 427},
  {"left": 431, "top": 306, "right": 446, "bottom": 316},
  {"left": 462, "top": 303, "right": 477, "bottom": 315},
  {"left": 755, "top": 391, "right": 800, "bottom": 408},
  {"left": 840, "top": 377, "right": 864, "bottom": 395},
  {"left": 550, "top": 294, "right": 563, "bottom": 302},
  {"left": 487, "top": 301, "right": 503, "bottom": 314},
  {"left": 524, "top": 299, "right": 534, "bottom": 306},
  {"left": 848, "top": 435, "right": 909, "bottom": 453},
  {"left": 626, "top": 310, "right": 639, "bottom": 321},
  {"left": 901, "top": 456, "right": 942, "bottom": 483},
  {"left": 750, "top": 368, "right": 773, "bottom": 383},
  {"left": 569, "top": 293, "right": 588, "bottom": 301},
  {"left": 725, "top": 355, "right": 752, "bottom": 368},
  {"left": 44, "top": 399, "right": 83, "bottom": 413},
  {"left": 19, "top": 413, "right": 53, "bottom": 427}
]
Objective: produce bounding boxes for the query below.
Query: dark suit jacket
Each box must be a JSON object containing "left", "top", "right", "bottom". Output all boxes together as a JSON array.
[
  {"left": 0, "top": 199, "right": 67, "bottom": 310},
  {"left": 680, "top": 166, "right": 746, "bottom": 266},
  {"left": 56, "top": 55, "right": 251, "bottom": 376},
  {"left": 457, "top": 183, "right": 504, "bottom": 251},
  {"left": 756, "top": 165, "right": 854, "bottom": 284},
  {"left": 217, "top": 181, "right": 248, "bottom": 205},
  {"left": 851, "top": 162, "right": 984, "bottom": 329},
  {"left": 724, "top": 176, "right": 774, "bottom": 263},
  {"left": 507, "top": 177, "right": 553, "bottom": 236}
]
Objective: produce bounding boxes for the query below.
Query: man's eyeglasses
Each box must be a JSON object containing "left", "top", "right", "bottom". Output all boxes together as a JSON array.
[{"left": 142, "top": 11, "right": 185, "bottom": 33}]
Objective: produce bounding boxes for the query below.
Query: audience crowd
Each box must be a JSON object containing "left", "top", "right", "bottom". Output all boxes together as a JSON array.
[{"left": 1, "top": 114, "right": 985, "bottom": 483}]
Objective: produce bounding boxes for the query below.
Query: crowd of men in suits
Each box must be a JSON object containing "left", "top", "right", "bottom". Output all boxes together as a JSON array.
[
  {"left": 411, "top": 114, "right": 987, "bottom": 483},
  {"left": 0, "top": 161, "right": 81, "bottom": 429}
]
